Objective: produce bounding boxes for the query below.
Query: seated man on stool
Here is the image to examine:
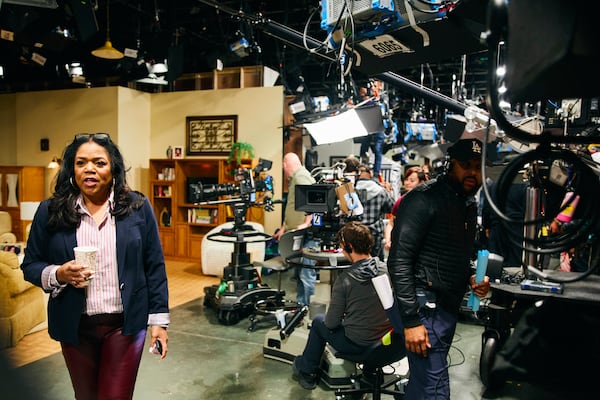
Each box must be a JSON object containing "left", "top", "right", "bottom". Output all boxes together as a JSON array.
[{"left": 292, "top": 221, "right": 393, "bottom": 390}]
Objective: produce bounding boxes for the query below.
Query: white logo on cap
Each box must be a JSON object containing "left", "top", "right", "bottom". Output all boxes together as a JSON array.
[{"left": 472, "top": 141, "right": 482, "bottom": 154}]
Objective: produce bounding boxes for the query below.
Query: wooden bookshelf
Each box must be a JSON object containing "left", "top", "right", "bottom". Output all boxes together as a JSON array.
[{"left": 149, "top": 158, "right": 264, "bottom": 261}]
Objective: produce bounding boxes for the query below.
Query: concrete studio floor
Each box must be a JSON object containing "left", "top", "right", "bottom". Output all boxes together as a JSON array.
[{"left": 2, "top": 269, "right": 580, "bottom": 399}]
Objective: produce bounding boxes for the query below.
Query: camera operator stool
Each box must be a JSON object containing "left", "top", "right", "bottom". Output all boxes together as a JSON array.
[{"left": 330, "top": 332, "right": 408, "bottom": 400}]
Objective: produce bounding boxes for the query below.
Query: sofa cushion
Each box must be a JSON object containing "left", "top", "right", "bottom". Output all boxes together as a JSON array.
[
  {"left": 0, "top": 251, "right": 36, "bottom": 297},
  {"left": 0, "top": 251, "right": 19, "bottom": 270},
  {"left": 0, "top": 211, "right": 12, "bottom": 235},
  {"left": 0, "top": 249, "right": 46, "bottom": 348}
]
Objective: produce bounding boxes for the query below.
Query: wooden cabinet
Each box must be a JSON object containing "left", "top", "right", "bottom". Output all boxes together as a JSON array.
[
  {"left": 0, "top": 166, "right": 45, "bottom": 242},
  {"left": 149, "top": 158, "right": 264, "bottom": 261}
]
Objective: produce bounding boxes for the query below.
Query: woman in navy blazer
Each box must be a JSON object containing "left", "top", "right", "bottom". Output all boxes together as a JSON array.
[{"left": 22, "top": 133, "right": 170, "bottom": 400}]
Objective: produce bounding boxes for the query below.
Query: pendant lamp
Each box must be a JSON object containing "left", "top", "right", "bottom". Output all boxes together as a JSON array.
[{"left": 91, "top": 0, "right": 124, "bottom": 60}]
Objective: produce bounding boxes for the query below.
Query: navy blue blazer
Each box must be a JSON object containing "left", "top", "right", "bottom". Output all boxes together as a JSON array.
[{"left": 21, "top": 192, "right": 169, "bottom": 345}]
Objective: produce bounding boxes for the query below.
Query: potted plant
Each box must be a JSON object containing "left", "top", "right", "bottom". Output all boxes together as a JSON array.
[{"left": 227, "top": 142, "right": 255, "bottom": 166}]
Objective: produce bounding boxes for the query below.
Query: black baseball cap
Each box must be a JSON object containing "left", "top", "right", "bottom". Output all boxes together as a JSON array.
[{"left": 447, "top": 138, "right": 483, "bottom": 161}]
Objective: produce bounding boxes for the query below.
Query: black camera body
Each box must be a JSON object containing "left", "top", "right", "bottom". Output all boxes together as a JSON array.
[
  {"left": 295, "top": 184, "right": 338, "bottom": 214},
  {"left": 295, "top": 183, "right": 349, "bottom": 251},
  {"left": 188, "top": 167, "right": 274, "bottom": 204}
]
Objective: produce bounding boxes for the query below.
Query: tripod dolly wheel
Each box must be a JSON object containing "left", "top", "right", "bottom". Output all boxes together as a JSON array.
[
  {"left": 480, "top": 333, "right": 502, "bottom": 390},
  {"left": 219, "top": 310, "right": 240, "bottom": 325}
]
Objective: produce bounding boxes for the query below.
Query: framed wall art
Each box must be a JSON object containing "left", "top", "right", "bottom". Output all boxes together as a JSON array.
[{"left": 186, "top": 115, "right": 238, "bottom": 156}]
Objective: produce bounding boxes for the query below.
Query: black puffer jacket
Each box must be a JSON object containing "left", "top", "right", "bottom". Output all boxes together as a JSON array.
[{"left": 387, "top": 175, "right": 478, "bottom": 328}]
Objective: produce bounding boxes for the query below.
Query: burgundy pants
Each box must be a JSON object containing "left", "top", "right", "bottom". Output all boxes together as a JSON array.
[{"left": 61, "top": 313, "right": 146, "bottom": 400}]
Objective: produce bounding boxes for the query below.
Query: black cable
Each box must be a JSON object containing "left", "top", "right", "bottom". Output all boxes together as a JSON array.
[
  {"left": 484, "top": 9, "right": 599, "bottom": 253},
  {"left": 483, "top": 3, "right": 600, "bottom": 282},
  {"left": 494, "top": 146, "right": 599, "bottom": 255}
]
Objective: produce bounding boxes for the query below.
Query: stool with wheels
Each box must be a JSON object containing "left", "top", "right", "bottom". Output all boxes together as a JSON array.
[{"left": 333, "top": 332, "right": 408, "bottom": 400}]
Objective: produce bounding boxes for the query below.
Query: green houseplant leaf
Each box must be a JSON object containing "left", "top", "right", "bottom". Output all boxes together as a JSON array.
[{"left": 227, "top": 142, "right": 255, "bottom": 166}]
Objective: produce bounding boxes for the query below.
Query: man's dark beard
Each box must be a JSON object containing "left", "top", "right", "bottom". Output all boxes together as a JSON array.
[
  {"left": 448, "top": 173, "right": 480, "bottom": 196},
  {"left": 462, "top": 176, "right": 481, "bottom": 196}
]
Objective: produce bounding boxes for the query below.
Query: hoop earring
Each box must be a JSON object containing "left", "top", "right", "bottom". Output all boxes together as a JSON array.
[{"left": 69, "top": 177, "right": 77, "bottom": 189}]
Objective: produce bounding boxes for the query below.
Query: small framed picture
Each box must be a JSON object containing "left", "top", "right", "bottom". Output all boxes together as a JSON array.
[{"left": 173, "top": 146, "right": 184, "bottom": 159}]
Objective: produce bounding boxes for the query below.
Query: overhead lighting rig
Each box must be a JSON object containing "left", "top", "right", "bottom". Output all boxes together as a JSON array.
[{"left": 136, "top": 60, "right": 169, "bottom": 85}]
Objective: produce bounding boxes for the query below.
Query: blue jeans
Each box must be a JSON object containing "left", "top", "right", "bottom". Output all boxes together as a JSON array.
[
  {"left": 295, "top": 264, "right": 317, "bottom": 306},
  {"left": 295, "top": 314, "right": 365, "bottom": 374},
  {"left": 296, "top": 240, "right": 319, "bottom": 306},
  {"left": 404, "top": 306, "right": 458, "bottom": 400},
  {"left": 360, "top": 131, "right": 386, "bottom": 176}
]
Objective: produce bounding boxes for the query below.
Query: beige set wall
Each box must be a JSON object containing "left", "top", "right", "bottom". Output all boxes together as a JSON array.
[
  {"left": 148, "top": 86, "right": 284, "bottom": 233},
  {"left": 0, "top": 85, "right": 284, "bottom": 233}
]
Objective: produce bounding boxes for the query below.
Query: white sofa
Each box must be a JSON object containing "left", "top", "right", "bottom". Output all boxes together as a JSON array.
[{"left": 201, "top": 222, "right": 266, "bottom": 277}]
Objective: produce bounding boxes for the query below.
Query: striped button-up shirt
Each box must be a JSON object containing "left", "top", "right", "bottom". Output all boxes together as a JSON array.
[{"left": 75, "top": 194, "right": 122, "bottom": 315}]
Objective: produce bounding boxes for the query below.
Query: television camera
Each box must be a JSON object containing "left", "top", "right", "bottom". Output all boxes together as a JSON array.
[
  {"left": 198, "top": 159, "right": 286, "bottom": 326},
  {"left": 189, "top": 158, "right": 274, "bottom": 213},
  {"left": 189, "top": 168, "right": 273, "bottom": 203},
  {"left": 296, "top": 157, "right": 366, "bottom": 251},
  {"left": 189, "top": 158, "right": 275, "bottom": 230}
]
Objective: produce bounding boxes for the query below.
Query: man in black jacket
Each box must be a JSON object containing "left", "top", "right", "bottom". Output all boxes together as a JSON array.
[{"left": 387, "top": 138, "right": 491, "bottom": 399}]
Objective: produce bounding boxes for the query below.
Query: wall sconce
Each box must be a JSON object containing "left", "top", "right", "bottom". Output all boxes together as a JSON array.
[{"left": 47, "top": 156, "right": 61, "bottom": 169}]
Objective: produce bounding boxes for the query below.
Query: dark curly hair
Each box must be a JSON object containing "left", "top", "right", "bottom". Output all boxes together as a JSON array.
[
  {"left": 337, "top": 221, "right": 373, "bottom": 255},
  {"left": 47, "top": 133, "right": 144, "bottom": 231}
]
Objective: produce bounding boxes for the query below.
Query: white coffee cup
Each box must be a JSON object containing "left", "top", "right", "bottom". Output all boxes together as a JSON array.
[{"left": 73, "top": 246, "right": 97, "bottom": 286}]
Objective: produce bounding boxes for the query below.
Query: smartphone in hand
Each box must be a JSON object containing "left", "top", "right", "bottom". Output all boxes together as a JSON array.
[{"left": 149, "top": 340, "right": 163, "bottom": 355}]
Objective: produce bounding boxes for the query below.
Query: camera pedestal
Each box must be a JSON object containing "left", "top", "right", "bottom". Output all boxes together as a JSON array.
[{"left": 203, "top": 218, "right": 284, "bottom": 326}]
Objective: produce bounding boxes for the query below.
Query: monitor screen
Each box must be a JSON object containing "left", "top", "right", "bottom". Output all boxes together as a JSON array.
[
  {"left": 295, "top": 184, "right": 337, "bottom": 214},
  {"left": 404, "top": 122, "right": 438, "bottom": 142}
]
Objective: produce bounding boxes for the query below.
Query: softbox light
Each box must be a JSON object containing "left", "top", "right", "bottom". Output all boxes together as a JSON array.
[
  {"left": 303, "top": 105, "right": 383, "bottom": 145},
  {"left": 303, "top": 109, "right": 368, "bottom": 145}
]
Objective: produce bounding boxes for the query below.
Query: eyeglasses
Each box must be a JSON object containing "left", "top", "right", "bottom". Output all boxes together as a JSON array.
[{"left": 74, "top": 133, "right": 111, "bottom": 141}]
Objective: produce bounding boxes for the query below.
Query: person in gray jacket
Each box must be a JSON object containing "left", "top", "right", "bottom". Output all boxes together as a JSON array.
[{"left": 292, "top": 221, "right": 393, "bottom": 390}]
